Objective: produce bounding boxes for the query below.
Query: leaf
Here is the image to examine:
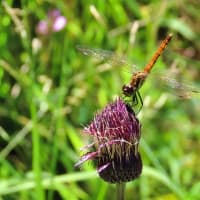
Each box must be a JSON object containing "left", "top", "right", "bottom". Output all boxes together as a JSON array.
[{"left": 164, "top": 18, "right": 195, "bottom": 40}]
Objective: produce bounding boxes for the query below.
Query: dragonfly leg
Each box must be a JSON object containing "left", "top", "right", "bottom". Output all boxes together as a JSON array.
[
  {"left": 123, "top": 90, "right": 143, "bottom": 113},
  {"left": 136, "top": 91, "right": 143, "bottom": 112},
  {"left": 132, "top": 93, "right": 138, "bottom": 106}
]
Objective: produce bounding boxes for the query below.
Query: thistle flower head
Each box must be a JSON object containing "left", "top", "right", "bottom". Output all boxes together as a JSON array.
[{"left": 75, "top": 98, "right": 142, "bottom": 183}]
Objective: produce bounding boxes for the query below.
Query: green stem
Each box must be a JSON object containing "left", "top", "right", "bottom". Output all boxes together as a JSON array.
[
  {"left": 31, "top": 101, "right": 45, "bottom": 200},
  {"left": 116, "top": 182, "right": 126, "bottom": 200}
]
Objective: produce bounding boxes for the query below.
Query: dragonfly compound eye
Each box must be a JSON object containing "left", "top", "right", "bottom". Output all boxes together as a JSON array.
[{"left": 122, "top": 85, "right": 134, "bottom": 97}]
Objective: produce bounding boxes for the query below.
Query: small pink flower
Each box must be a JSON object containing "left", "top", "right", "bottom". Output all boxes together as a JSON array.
[
  {"left": 36, "top": 9, "right": 67, "bottom": 35},
  {"left": 52, "top": 16, "right": 67, "bottom": 32},
  {"left": 36, "top": 20, "right": 49, "bottom": 35},
  {"left": 48, "top": 9, "right": 61, "bottom": 19}
]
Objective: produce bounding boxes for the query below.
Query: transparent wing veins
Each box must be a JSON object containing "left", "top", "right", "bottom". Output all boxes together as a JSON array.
[
  {"left": 160, "top": 76, "right": 200, "bottom": 97},
  {"left": 76, "top": 45, "right": 137, "bottom": 68}
]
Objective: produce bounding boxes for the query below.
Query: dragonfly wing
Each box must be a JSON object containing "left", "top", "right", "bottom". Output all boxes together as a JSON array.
[
  {"left": 159, "top": 76, "right": 200, "bottom": 98},
  {"left": 76, "top": 45, "right": 137, "bottom": 68},
  {"left": 76, "top": 45, "right": 114, "bottom": 61}
]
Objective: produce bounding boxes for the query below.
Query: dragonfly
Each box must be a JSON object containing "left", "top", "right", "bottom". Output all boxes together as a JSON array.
[
  {"left": 122, "top": 34, "right": 173, "bottom": 109},
  {"left": 77, "top": 34, "right": 200, "bottom": 110}
]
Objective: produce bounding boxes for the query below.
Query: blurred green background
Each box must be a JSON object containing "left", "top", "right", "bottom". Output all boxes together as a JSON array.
[{"left": 0, "top": 0, "right": 199, "bottom": 200}]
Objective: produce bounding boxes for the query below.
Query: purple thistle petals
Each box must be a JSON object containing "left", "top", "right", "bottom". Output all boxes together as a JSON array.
[
  {"left": 84, "top": 98, "right": 140, "bottom": 142},
  {"left": 79, "top": 142, "right": 95, "bottom": 151},
  {"left": 98, "top": 138, "right": 132, "bottom": 152},
  {"left": 76, "top": 98, "right": 142, "bottom": 183},
  {"left": 74, "top": 151, "right": 98, "bottom": 168},
  {"left": 97, "top": 163, "right": 111, "bottom": 173}
]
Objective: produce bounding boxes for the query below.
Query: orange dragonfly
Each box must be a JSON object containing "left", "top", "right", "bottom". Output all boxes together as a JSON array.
[{"left": 77, "top": 34, "right": 200, "bottom": 109}]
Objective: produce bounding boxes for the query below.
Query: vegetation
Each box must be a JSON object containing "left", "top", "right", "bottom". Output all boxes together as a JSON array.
[{"left": 0, "top": 1, "right": 199, "bottom": 199}]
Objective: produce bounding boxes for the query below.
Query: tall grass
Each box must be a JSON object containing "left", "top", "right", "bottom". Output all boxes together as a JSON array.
[{"left": 0, "top": 0, "right": 199, "bottom": 199}]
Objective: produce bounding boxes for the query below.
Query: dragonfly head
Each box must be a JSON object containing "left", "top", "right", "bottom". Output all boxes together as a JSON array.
[
  {"left": 122, "top": 84, "right": 135, "bottom": 97},
  {"left": 122, "top": 71, "right": 147, "bottom": 97}
]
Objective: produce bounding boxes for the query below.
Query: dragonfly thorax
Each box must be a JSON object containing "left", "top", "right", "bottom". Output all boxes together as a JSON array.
[{"left": 130, "top": 71, "right": 148, "bottom": 87}]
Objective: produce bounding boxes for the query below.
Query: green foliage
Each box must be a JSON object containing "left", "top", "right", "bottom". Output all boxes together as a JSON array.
[{"left": 0, "top": 0, "right": 199, "bottom": 199}]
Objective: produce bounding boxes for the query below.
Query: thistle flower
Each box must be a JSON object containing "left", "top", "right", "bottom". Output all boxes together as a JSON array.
[
  {"left": 75, "top": 98, "right": 142, "bottom": 183},
  {"left": 36, "top": 9, "right": 67, "bottom": 35}
]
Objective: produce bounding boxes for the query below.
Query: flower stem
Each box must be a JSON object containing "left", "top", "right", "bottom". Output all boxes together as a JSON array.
[{"left": 116, "top": 182, "right": 126, "bottom": 200}]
